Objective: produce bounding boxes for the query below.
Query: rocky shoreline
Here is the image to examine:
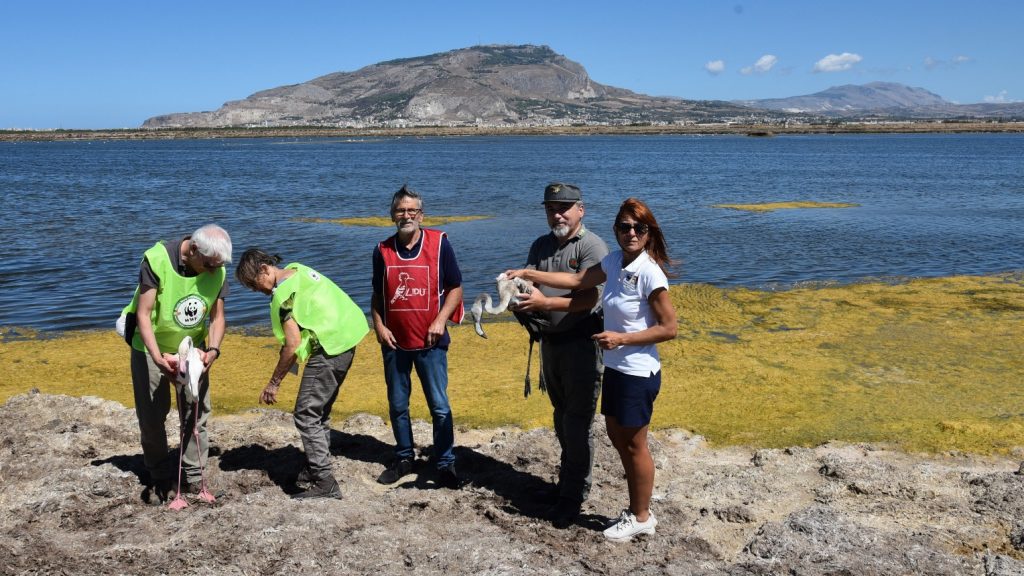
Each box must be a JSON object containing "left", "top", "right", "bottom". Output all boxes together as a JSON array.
[
  {"left": 3, "top": 121, "right": 1024, "bottom": 142},
  {"left": 3, "top": 391, "right": 1024, "bottom": 575}
]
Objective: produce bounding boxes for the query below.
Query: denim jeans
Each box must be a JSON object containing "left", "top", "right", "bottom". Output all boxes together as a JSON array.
[{"left": 381, "top": 345, "right": 455, "bottom": 468}]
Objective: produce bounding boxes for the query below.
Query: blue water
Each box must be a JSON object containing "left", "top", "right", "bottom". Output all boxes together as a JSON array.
[{"left": 2, "top": 133, "right": 1022, "bottom": 331}]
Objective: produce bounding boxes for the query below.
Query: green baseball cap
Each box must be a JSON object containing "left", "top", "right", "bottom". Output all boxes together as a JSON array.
[{"left": 543, "top": 182, "right": 582, "bottom": 203}]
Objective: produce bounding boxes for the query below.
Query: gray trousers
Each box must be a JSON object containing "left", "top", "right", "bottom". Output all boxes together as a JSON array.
[
  {"left": 540, "top": 335, "right": 602, "bottom": 504},
  {"left": 130, "top": 348, "right": 210, "bottom": 484},
  {"left": 295, "top": 347, "right": 355, "bottom": 481}
]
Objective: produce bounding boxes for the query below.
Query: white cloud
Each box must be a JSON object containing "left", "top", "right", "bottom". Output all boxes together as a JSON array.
[
  {"left": 925, "top": 55, "right": 972, "bottom": 70},
  {"left": 704, "top": 60, "right": 725, "bottom": 75},
  {"left": 984, "top": 90, "right": 1018, "bottom": 103},
  {"left": 813, "top": 52, "right": 862, "bottom": 73},
  {"left": 740, "top": 54, "right": 778, "bottom": 75}
]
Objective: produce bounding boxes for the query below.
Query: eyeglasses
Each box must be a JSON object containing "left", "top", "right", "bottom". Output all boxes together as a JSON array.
[
  {"left": 614, "top": 222, "right": 650, "bottom": 235},
  {"left": 201, "top": 256, "right": 224, "bottom": 269},
  {"left": 393, "top": 208, "right": 422, "bottom": 217}
]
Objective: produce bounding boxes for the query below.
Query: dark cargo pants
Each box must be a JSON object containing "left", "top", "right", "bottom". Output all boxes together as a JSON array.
[
  {"left": 131, "top": 348, "right": 211, "bottom": 484},
  {"left": 540, "top": 335, "right": 602, "bottom": 504},
  {"left": 294, "top": 347, "right": 355, "bottom": 481}
]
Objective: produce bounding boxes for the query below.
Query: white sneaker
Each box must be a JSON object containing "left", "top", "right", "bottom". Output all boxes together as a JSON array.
[{"left": 603, "top": 509, "right": 657, "bottom": 541}]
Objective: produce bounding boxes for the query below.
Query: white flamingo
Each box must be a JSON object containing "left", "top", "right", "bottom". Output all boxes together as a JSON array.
[{"left": 471, "top": 273, "right": 533, "bottom": 338}]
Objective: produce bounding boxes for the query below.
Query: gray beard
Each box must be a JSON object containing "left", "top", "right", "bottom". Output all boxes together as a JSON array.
[{"left": 551, "top": 224, "right": 571, "bottom": 239}]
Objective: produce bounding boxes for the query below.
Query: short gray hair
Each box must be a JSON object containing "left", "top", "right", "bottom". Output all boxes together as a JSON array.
[
  {"left": 191, "top": 224, "right": 233, "bottom": 264},
  {"left": 390, "top": 184, "right": 423, "bottom": 213}
]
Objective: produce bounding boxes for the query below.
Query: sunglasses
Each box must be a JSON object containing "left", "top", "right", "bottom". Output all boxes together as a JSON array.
[{"left": 614, "top": 222, "right": 650, "bottom": 235}]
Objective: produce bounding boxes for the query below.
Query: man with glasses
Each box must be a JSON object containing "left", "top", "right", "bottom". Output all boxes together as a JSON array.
[
  {"left": 511, "top": 182, "right": 608, "bottom": 528},
  {"left": 371, "top": 185, "right": 465, "bottom": 488},
  {"left": 120, "top": 224, "right": 231, "bottom": 503}
]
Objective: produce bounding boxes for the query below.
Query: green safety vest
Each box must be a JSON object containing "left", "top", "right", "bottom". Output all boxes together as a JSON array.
[
  {"left": 270, "top": 263, "right": 369, "bottom": 362},
  {"left": 123, "top": 242, "right": 226, "bottom": 353}
]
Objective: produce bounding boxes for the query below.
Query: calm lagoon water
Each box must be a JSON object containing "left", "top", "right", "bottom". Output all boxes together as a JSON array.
[{"left": 2, "top": 133, "right": 1022, "bottom": 331}]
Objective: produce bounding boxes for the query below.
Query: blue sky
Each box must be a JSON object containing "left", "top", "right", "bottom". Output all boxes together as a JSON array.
[{"left": 3, "top": 0, "right": 1021, "bottom": 128}]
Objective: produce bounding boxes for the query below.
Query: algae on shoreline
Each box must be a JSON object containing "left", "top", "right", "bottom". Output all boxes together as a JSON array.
[
  {"left": 2, "top": 274, "right": 1022, "bottom": 454},
  {"left": 714, "top": 201, "right": 860, "bottom": 213}
]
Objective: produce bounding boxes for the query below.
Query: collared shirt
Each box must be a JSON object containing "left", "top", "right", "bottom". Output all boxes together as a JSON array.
[
  {"left": 600, "top": 250, "right": 669, "bottom": 376},
  {"left": 526, "top": 225, "right": 608, "bottom": 333}
]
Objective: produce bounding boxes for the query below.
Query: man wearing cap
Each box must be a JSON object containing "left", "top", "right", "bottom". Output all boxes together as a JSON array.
[
  {"left": 371, "top": 184, "right": 465, "bottom": 489},
  {"left": 512, "top": 182, "right": 608, "bottom": 528}
]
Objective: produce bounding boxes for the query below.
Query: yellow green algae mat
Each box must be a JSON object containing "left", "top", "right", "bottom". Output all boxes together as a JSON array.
[{"left": 3, "top": 274, "right": 1021, "bottom": 454}]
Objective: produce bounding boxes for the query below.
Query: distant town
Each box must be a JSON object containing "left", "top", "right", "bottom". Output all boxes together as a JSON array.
[{"left": 3, "top": 119, "right": 1023, "bottom": 143}]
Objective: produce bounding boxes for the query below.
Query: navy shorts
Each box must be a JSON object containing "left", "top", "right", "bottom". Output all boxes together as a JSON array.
[{"left": 600, "top": 367, "right": 661, "bottom": 427}]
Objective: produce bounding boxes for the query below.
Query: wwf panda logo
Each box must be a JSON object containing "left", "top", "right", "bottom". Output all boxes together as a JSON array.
[
  {"left": 173, "top": 295, "right": 208, "bottom": 328},
  {"left": 308, "top": 270, "right": 321, "bottom": 281}
]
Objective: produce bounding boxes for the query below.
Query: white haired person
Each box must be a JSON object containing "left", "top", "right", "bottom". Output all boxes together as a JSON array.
[
  {"left": 507, "top": 198, "right": 678, "bottom": 541},
  {"left": 120, "top": 224, "right": 231, "bottom": 503},
  {"left": 236, "top": 248, "right": 369, "bottom": 499}
]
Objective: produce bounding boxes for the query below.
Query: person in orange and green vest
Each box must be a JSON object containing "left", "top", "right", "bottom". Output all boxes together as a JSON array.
[
  {"left": 236, "top": 248, "right": 369, "bottom": 499},
  {"left": 120, "top": 224, "right": 231, "bottom": 504}
]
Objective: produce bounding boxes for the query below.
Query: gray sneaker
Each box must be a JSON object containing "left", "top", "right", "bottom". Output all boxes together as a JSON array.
[{"left": 292, "top": 476, "right": 342, "bottom": 500}]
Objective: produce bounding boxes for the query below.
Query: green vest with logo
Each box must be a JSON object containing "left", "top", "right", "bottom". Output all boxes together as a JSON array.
[
  {"left": 270, "top": 263, "right": 369, "bottom": 362},
  {"left": 123, "top": 242, "right": 226, "bottom": 353}
]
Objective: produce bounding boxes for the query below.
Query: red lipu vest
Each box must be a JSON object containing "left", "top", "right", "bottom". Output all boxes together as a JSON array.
[{"left": 379, "top": 228, "right": 464, "bottom": 350}]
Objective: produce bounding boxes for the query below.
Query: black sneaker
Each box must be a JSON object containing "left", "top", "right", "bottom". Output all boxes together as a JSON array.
[
  {"left": 376, "top": 458, "right": 415, "bottom": 485},
  {"left": 295, "top": 465, "right": 314, "bottom": 487},
  {"left": 292, "top": 476, "right": 342, "bottom": 500},
  {"left": 437, "top": 464, "right": 460, "bottom": 489},
  {"left": 550, "top": 498, "right": 582, "bottom": 529},
  {"left": 535, "top": 484, "right": 560, "bottom": 505},
  {"left": 141, "top": 478, "right": 173, "bottom": 505}
]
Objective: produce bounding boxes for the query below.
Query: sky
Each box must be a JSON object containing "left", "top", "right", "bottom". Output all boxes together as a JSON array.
[{"left": 2, "top": 0, "right": 1022, "bottom": 129}]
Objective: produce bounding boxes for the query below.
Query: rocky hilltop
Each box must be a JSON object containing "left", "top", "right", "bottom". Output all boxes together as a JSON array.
[
  {"left": 142, "top": 45, "right": 756, "bottom": 128},
  {"left": 4, "top": 391, "right": 1024, "bottom": 575}
]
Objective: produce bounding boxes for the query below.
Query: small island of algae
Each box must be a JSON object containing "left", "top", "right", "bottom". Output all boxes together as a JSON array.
[{"left": 714, "top": 201, "right": 859, "bottom": 213}]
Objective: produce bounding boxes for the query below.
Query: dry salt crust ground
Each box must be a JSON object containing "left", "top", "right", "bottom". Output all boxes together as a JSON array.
[{"left": 3, "top": 391, "right": 1024, "bottom": 576}]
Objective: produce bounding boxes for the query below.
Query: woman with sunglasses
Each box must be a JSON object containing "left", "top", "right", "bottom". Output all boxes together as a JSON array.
[{"left": 508, "top": 197, "right": 677, "bottom": 541}]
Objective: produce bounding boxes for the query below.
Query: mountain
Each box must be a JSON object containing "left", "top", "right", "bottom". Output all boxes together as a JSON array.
[
  {"left": 735, "top": 82, "right": 951, "bottom": 114},
  {"left": 142, "top": 45, "right": 758, "bottom": 128},
  {"left": 737, "top": 82, "right": 1024, "bottom": 119}
]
